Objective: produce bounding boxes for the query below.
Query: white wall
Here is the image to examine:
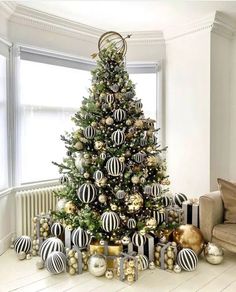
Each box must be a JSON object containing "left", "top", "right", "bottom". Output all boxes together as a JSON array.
[
  {"left": 210, "top": 32, "right": 231, "bottom": 190},
  {"left": 165, "top": 30, "right": 211, "bottom": 197},
  {"left": 229, "top": 38, "right": 236, "bottom": 180}
]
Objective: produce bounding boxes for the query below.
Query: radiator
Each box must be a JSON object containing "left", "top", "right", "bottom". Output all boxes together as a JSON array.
[{"left": 15, "top": 185, "right": 63, "bottom": 237}]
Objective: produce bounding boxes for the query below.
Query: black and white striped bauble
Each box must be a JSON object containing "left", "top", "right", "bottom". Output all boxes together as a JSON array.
[
  {"left": 135, "top": 99, "right": 143, "bottom": 109},
  {"left": 101, "top": 211, "right": 120, "bottom": 232},
  {"left": 111, "top": 130, "right": 125, "bottom": 146},
  {"left": 14, "top": 236, "right": 32, "bottom": 254},
  {"left": 161, "top": 195, "right": 171, "bottom": 207},
  {"left": 116, "top": 190, "right": 126, "bottom": 199},
  {"left": 106, "top": 93, "right": 114, "bottom": 103},
  {"left": 77, "top": 183, "right": 97, "bottom": 203},
  {"left": 100, "top": 152, "right": 106, "bottom": 160},
  {"left": 151, "top": 183, "right": 161, "bottom": 197},
  {"left": 93, "top": 170, "right": 104, "bottom": 181},
  {"left": 144, "top": 185, "right": 152, "bottom": 195},
  {"left": 138, "top": 255, "right": 149, "bottom": 271},
  {"left": 83, "top": 126, "right": 96, "bottom": 139},
  {"left": 127, "top": 218, "right": 136, "bottom": 229},
  {"left": 174, "top": 193, "right": 188, "bottom": 207},
  {"left": 51, "top": 222, "right": 64, "bottom": 237},
  {"left": 153, "top": 211, "right": 165, "bottom": 225},
  {"left": 72, "top": 227, "right": 89, "bottom": 248},
  {"left": 132, "top": 232, "right": 146, "bottom": 247},
  {"left": 59, "top": 175, "right": 69, "bottom": 185},
  {"left": 150, "top": 134, "right": 157, "bottom": 144},
  {"left": 46, "top": 251, "right": 66, "bottom": 274},
  {"left": 133, "top": 153, "right": 146, "bottom": 163},
  {"left": 177, "top": 248, "right": 198, "bottom": 271},
  {"left": 140, "top": 137, "right": 147, "bottom": 146},
  {"left": 113, "top": 109, "right": 126, "bottom": 122},
  {"left": 106, "top": 157, "right": 125, "bottom": 176},
  {"left": 39, "top": 237, "right": 64, "bottom": 261}
]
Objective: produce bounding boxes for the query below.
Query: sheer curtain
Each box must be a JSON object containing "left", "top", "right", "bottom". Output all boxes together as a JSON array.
[
  {"left": 0, "top": 54, "right": 8, "bottom": 190},
  {"left": 19, "top": 60, "right": 91, "bottom": 183}
]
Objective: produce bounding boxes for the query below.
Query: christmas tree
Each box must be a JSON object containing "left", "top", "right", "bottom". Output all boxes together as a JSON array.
[{"left": 53, "top": 31, "right": 170, "bottom": 246}]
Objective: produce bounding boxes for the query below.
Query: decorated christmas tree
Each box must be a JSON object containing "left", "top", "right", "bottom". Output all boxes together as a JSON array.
[{"left": 53, "top": 31, "right": 170, "bottom": 247}]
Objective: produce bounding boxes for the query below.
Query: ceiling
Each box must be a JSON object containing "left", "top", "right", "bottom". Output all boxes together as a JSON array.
[{"left": 16, "top": 1, "right": 236, "bottom": 31}]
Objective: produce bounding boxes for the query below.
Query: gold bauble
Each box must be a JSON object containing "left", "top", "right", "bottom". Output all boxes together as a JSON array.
[
  {"left": 96, "top": 177, "right": 107, "bottom": 187},
  {"left": 74, "top": 141, "right": 83, "bottom": 150},
  {"left": 64, "top": 201, "right": 77, "bottom": 214},
  {"left": 69, "top": 267, "right": 76, "bottom": 275},
  {"left": 146, "top": 218, "right": 157, "bottom": 229},
  {"left": 146, "top": 156, "right": 158, "bottom": 167},
  {"left": 111, "top": 204, "right": 118, "bottom": 211},
  {"left": 127, "top": 193, "right": 143, "bottom": 213},
  {"left": 101, "top": 118, "right": 106, "bottom": 124},
  {"left": 127, "top": 274, "right": 134, "bottom": 283},
  {"left": 84, "top": 172, "right": 90, "bottom": 178},
  {"left": 106, "top": 117, "right": 114, "bottom": 125},
  {"left": 126, "top": 119, "right": 132, "bottom": 126},
  {"left": 94, "top": 141, "right": 104, "bottom": 150},
  {"left": 134, "top": 120, "right": 144, "bottom": 128},
  {"left": 173, "top": 224, "right": 204, "bottom": 256},
  {"left": 98, "top": 194, "right": 107, "bottom": 203},
  {"left": 91, "top": 121, "right": 97, "bottom": 127},
  {"left": 119, "top": 156, "right": 125, "bottom": 163},
  {"left": 131, "top": 175, "right": 139, "bottom": 184}
]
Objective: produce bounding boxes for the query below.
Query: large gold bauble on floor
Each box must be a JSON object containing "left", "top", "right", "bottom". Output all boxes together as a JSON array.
[
  {"left": 173, "top": 224, "right": 204, "bottom": 256},
  {"left": 89, "top": 241, "right": 123, "bottom": 268}
]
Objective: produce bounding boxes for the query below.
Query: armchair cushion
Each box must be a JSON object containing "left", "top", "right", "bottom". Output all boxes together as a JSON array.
[
  {"left": 213, "top": 224, "right": 236, "bottom": 246},
  {"left": 217, "top": 178, "right": 236, "bottom": 223}
]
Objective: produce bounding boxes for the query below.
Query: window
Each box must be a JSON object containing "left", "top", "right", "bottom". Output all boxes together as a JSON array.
[
  {"left": 0, "top": 54, "right": 8, "bottom": 190},
  {"left": 19, "top": 60, "right": 91, "bottom": 183}
]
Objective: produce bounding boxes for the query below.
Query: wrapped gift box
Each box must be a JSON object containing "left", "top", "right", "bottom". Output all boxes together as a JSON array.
[
  {"left": 115, "top": 252, "right": 139, "bottom": 284},
  {"left": 154, "top": 241, "right": 177, "bottom": 271},
  {"left": 182, "top": 200, "right": 199, "bottom": 227},
  {"left": 165, "top": 206, "right": 184, "bottom": 226}
]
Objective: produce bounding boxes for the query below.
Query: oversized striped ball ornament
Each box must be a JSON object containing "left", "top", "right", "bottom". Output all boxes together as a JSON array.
[
  {"left": 144, "top": 185, "right": 152, "bottom": 195},
  {"left": 177, "top": 248, "right": 198, "bottom": 271},
  {"left": 83, "top": 126, "right": 96, "bottom": 139},
  {"left": 93, "top": 170, "right": 104, "bottom": 181},
  {"left": 151, "top": 183, "right": 161, "bottom": 197},
  {"left": 40, "top": 237, "right": 64, "bottom": 261},
  {"left": 132, "top": 152, "right": 146, "bottom": 163},
  {"left": 161, "top": 195, "right": 171, "bottom": 207},
  {"left": 116, "top": 190, "right": 126, "bottom": 199},
  {"left": 101, "top": 211, "right": 120, "bottom": 232},
  {"left": 111, "top": 130, "right": 125, "bottom": 146},
  {"left": 132, "top": 232, "right": 146, "bottom": 247},
  {"left": 127, "top": 218, "right": 136, "bottom": 229},
  {"left": 46, "top": 251, "right": 66, "bottom": 274},
  {"left": 106, "top": 157, "right": 125, "bottom": 176},
  {"left": 51, "top": 222, "right": 64, "bottom": 237},
  {"left": 14, "top": 236, "right": 32, "bottom": 254},
  {"left": 153, "top": 211, "right": 165, "bottom": 225},
  {"left": 77, "top": 183, "right": 97, "bottom": 203},
  {"left": 72, "top": 227, "right": 90, "bottom": 248},
  {"left": 138, "top": 255, "right": 149, "bottom": 271},
  {"left": 174, "top": 193, "right": 188, "bottom": 207},
  {"left": 106, "top": 93, "right": 114, "bottom": 103},
  {"left": 113, "top": 109, "right": 126, "bottom": 122}
]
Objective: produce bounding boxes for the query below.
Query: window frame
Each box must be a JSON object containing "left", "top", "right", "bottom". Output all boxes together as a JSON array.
[{"left": 7, "top": 44, "right": 163, "bottom": 187}]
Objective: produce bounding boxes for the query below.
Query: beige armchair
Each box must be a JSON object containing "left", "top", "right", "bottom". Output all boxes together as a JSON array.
[{"left": 200, "top": 191, "right": 236, "bottom": 253}]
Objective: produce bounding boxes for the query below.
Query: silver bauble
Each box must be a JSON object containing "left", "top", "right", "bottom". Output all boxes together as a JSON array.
[
  {"left": 88, "top": 254, "right": 107, "bottom": 277},
  {"left": 36, "top": 259, "right": 44, "bottom": 269},
  {"left": 204, "top": 242, "right": 224, "bottom": 265},
  {"left": 173, "top": 264, "right": 182, "bottom": 273},
  {"left": 149, "top": 261, "right": 155, "bottom": 270},
  {"left": 57, "top": 198, "right": 67, "bottom": 211},
  {"left": 17, "top": 251, "right": 26, "bottom": 260}
]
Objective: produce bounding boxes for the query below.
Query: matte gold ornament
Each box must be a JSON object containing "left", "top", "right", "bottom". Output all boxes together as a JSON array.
[
  {"left": 94, "top": 141, "right": 104, "bottom": 150},
  {"left": 146, "top": 156, "right": 158, "bottom": 167},
  {"left": 111, "top": 204, "right": 118, "bottom": 211},
  {"left": 105, "top": 270, "right": 114, "bottom": 279},
  {"left": 84, "top": 172, "right": 90, "bottom": 178},
  {"left": 204, "top": 242, "right": 224, "bottom": 265},
  {"left": 119, "top": 156, "right": 125, "bottom": 163},
  {"left": 126, "top": 119, "right": 132, "bottom": 126},
  {"left": 173, "top": 224, "right": 204, "bottom": 256},
  {"left": 91, "top": 121, "right": 97, "bottom": 127},
  {"left": 131, "top": 175, "right": 139, "bottom": 184},
  {"left": 69, "top": 267, "right": 76, "bottom": 275},
  {"left": 106, "top": 117, "right": 114, "bottom": 125},
  {"left": 98, "top": 194, "right": 107, "bottom": 203},
  {"left": 74, "top": 141, "right": 83, "bottom": 150},
  {"left": 134, "top": 120, "right": 144, "bottom": 128},
  {"left": 64, "top": 201, "right": 77, "bottom": 214},
  {"left": 146, "top": 218, "right": 157, "bottom": 230},
  {"left": 36, "top": 259, "right": 44, "bottom": 269},
  {"left": 127, "top": 274, "right": 134, "bottom": 283},
  {"left": 127, "top": 193, "right": 143, "bottom": 213}
]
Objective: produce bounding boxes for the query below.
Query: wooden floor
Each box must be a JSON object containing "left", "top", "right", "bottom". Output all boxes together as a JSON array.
[{"left": 0, "top": 249, "right": 236, "bottom": 292}]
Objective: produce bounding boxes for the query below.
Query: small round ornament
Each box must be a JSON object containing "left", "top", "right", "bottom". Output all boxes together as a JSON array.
[
  {"left": 105, "top": 270, "right": 114, "bottom": 279},
  {"left": 121, "top": 236, "right": 130, "bottom": 245},
  {"left": 88, "top": 254, "right": 107, "bottom": 277},
  {"left": 204, "top": 242, "right": 224, "bottom": 265},
  {"left": 93, "top": 170, "right": 104, "bottom": 181},
  {"left": 149, "top": 261, "right": 155, "bottom": 270},
  {"left": 111, "top": 129, "right": 125, "bottom": 146},
  {"left": 106, "top": 117, "right": 114, "bottom": 125},
  {"left": 127, "top": 218, "right": 136, "bottom": 229},
  {"left": 57, "top": 198, "right": 67, "bottom": 211},
  {"left": 17, "top": 251, "right": 26, "bottom": 260},
  {"left": 39, "top": 237, "right": 64, "bottom": 261},
  {"left": 98, "top": 194, "right": 107, "bottom": 203},
  {"left": 138, "top": 255, "right": 149, "bottom": 271},
  {"left": 100, "top": 152, "right": 106, "bottom": 160},
  {"left": 146, "top": 218, "right": 157, "bottom": 229},
  {"left": 94, "top": 141, "right": 104, "bottom": 150},
  {"left": 64, "top": 201, "right": 76, "bottom": 214},
  {"left": 14, "top": 236, "right": 32, "bottom": 254},
  {"left": 77, "top": 183, "right": 97, "bottom": 203},
  {"left": 173, "top": 264, "right": 182, "bottom": 273},
  {"left": 36, "top": 259, "right": 44, "bottom": 269},
  {"left": 101, "top": 211, "right": 120, "bottom": 232},
  {"left": 46, "top": 251, "right": 66, "bottom": 274},
  {"left": 177, "top": 248, "right": 198, "bottom": 272},
  {"left": 113, "top": 109, "right": 126, "bottom": 122},
  {"left": 83, "top": 126, "right": 96, "bottom": 139},
  {"left": 116, "top": 190, "right": 126, "bottom": 199},
  {"left": 51, "top": 222, "right": 64, "bottom": 237},
  {"left": 72, "top": 227, "right": 90, "bottom": 248},
  {"left": 106, "top": 157, "right": 125, "bottom": 177},
  {"left": 127, "top": 193, "right": 143, "bottom": 213},
  {"left": 132, "top": 232, "right": 146, "bottom": 247},
  {"left": 174, "top": 193, "right": 187, "bottom": 207}
]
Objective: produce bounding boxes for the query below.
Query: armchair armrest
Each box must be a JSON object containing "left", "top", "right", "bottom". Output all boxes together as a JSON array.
[{"left": 199, "top": 191, "right": 224, "bottom": 242}]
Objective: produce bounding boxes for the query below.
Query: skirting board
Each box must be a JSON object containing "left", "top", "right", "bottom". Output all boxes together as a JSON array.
[{"left": 0, "top": 232, "right": 14, "bottom": 255}]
